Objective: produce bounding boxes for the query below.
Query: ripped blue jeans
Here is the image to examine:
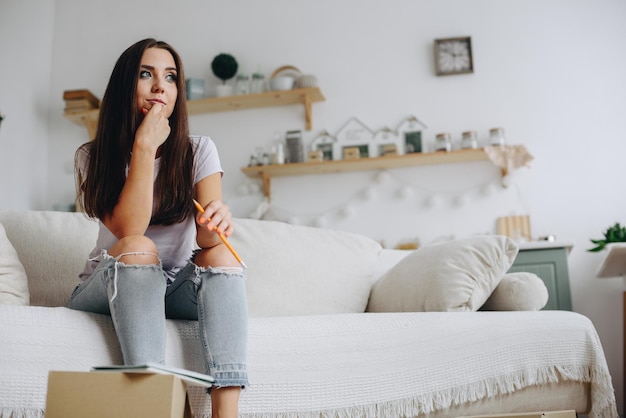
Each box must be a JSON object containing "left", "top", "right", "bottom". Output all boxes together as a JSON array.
[{"left": 68, "top": 251, "right": 248, "bottom": 388}]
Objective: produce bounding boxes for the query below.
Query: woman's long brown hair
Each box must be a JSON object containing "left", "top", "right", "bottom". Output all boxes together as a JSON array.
[{"left": 75, "top": 38, "right": 193, "bottom": 225}]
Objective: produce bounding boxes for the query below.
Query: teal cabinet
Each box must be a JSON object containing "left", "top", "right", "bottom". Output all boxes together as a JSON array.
[{"left": 508, "top": 245, "right": 572, "bottom": 311}]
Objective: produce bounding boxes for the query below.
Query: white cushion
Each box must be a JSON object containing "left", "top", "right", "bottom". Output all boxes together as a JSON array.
[
  {"left": 0, "top": 211, "right": 98, "bottom": 307},
  {"left": 481, "top": 272, "right": 549, "bottom": 311},
  {"left": 0, "top": 223, "right": 29, "bottom": 305},
  {"left": 367, "top": 235, "right": 518, "bottom": 312},
  {"left": 229, "top": 219, "right": 382, "bottom": 317}
]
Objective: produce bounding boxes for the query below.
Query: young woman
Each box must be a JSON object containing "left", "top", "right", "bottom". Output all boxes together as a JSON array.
[{"left": 69, "top": 38, "right": 248, "bottom": 418}]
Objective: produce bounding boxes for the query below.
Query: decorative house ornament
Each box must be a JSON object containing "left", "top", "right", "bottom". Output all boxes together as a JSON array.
[
  {"left": 373, "top": 127, "right": 401, "bottom": 157},
  {"left": 309, "top": 116, "right": 428, "bottom": 161},
  {"left": 310, "top": 130, "right": 337, "bottom": 161},
  {"left": 396, "top": 116, "right": 427, "bottom": 154},
  {"left": 335, "top": 117, "right": 374, "bottom": 159},
  {"left": 434, "top": 36, "right": 474, "bottom": 76}
]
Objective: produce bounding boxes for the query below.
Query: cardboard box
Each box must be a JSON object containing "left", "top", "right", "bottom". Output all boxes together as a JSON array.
[
  {"left": 46, "top": 371, "right": 193, "bottom": 418},
  {"left": 457, "top": 411, "right": 576, "bottom": 418}
]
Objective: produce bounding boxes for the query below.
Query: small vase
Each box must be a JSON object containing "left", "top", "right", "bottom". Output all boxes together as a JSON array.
[{"left": 215, "top": 84, "right": 233, "bottom": 97}]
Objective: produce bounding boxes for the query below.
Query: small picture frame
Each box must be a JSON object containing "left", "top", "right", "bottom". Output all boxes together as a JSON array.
[
  {"left": 343, "top": 146, "right": 362, "bottom": 160},
  {"left": 307, "top": 150, "right": 324, "bottom": 162}
]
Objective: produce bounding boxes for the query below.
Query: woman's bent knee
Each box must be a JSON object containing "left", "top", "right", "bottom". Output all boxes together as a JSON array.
[
  {"left": 194, "top": 245, "right": 240, "bottom": 269},
  {"left": 109, "top": 235, "right": 159, "bottom": 265}
]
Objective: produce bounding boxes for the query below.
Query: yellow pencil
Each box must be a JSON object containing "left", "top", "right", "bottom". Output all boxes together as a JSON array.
[{"left": 193, "top": 199, "right": 247, "bottom": 269}]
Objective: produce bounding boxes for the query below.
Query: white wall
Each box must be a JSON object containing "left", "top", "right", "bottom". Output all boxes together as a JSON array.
[
  {"left": 0, "top": 0, "right": 54, "bottom": 209},
  {"left": 2, "top": 0, "right": 626, "bottom": 412}
]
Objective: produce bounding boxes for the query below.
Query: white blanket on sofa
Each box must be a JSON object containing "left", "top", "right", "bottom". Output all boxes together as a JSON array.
[{"left": 0, "top": 305, "right": 617, "bottom": 418}]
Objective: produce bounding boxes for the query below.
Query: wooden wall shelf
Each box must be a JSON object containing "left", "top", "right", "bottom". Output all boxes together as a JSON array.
[
  {"left": 63, "top": 87, "right": 325, "bottom": 138},
  {"left": 188, "top": 87, "right": 324, "bottom": 129},
  {"left": 241, "top": 148, "right": 495, "bottom": 199}
]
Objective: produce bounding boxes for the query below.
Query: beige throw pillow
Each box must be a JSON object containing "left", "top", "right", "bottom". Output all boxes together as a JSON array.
[
  {"left": 481, "top": 272, "right": 549, "bottom": 311},
  {"left": 367, "top": 235, "right": 518, "bottom": 312},
  {"left": 0, "top": 222, "right": 29, "bottom": 305}
]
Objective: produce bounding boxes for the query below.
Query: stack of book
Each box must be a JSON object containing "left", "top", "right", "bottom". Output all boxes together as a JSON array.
[{"left": 63, "top": 89, "right": 100, "bottom": 113}]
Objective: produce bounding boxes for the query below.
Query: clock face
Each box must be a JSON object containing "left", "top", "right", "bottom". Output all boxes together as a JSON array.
[{"left": 434, "top": 37, "right": 473, "bottom": 76}]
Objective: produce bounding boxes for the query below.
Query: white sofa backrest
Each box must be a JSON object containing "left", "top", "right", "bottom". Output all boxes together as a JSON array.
[
  {"left": 0, "top": 211, "right": 383, "bottom": 316},
  {"left": 0, "top": 210, "right": 98, "bottom": 307},
  {"left": 229, "top": 218, "right": 382, "bottom": 316}
]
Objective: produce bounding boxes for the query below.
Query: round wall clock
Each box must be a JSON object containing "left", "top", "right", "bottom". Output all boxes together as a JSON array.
[{"left": 434, "top": 36, "right": 474, "bottom": 76}]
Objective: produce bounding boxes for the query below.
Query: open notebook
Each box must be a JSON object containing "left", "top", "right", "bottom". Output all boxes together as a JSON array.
[{"left": 92, "top": 363, "right": 214, "bottom": 387}]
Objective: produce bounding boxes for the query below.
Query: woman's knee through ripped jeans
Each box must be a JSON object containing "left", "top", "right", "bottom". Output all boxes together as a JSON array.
[{"left": 68, "top": 251, "right": 248, "bottom": 388}]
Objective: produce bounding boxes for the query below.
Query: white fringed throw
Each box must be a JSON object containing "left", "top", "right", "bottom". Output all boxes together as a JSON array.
[{"left": 0, "top": 306, "right": 617, "bottom": 418}]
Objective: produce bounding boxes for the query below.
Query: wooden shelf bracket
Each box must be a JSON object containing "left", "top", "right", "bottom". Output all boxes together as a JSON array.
[{"left": 304, "top": 94, "right": 313, "bottom": 131}]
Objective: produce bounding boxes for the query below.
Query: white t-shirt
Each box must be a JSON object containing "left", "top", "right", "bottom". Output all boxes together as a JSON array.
[{"left": 76, "top": 135, "right": 223, "bottom": 282}]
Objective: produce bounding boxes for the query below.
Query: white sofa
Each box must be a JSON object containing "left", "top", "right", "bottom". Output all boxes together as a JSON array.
[{"left": 0, "top": 210, "right": 618, "bottom": 418}]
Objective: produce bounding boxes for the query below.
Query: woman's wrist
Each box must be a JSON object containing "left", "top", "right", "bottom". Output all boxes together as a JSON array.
[{"left": 133, "top": 134, "right": 160, "bottom": 157}]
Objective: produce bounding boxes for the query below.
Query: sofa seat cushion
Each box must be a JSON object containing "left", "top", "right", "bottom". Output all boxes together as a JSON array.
[
  {"left": 367, "top": 235, "right": 518, "bottom": 312},
  {"left": 0, "top": 222, "right": 29, "bottom": 305},
  {"left": 229, "top": 219, "right": 382, "bottom": 316}
]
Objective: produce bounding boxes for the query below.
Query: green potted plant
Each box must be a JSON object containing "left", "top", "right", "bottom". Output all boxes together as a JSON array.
[
  {"left": 588, "top": 222, "right": 626, "bottom": 252},
  {"left": 211, "top": 53, "right": 238, "bottom": 97}
]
